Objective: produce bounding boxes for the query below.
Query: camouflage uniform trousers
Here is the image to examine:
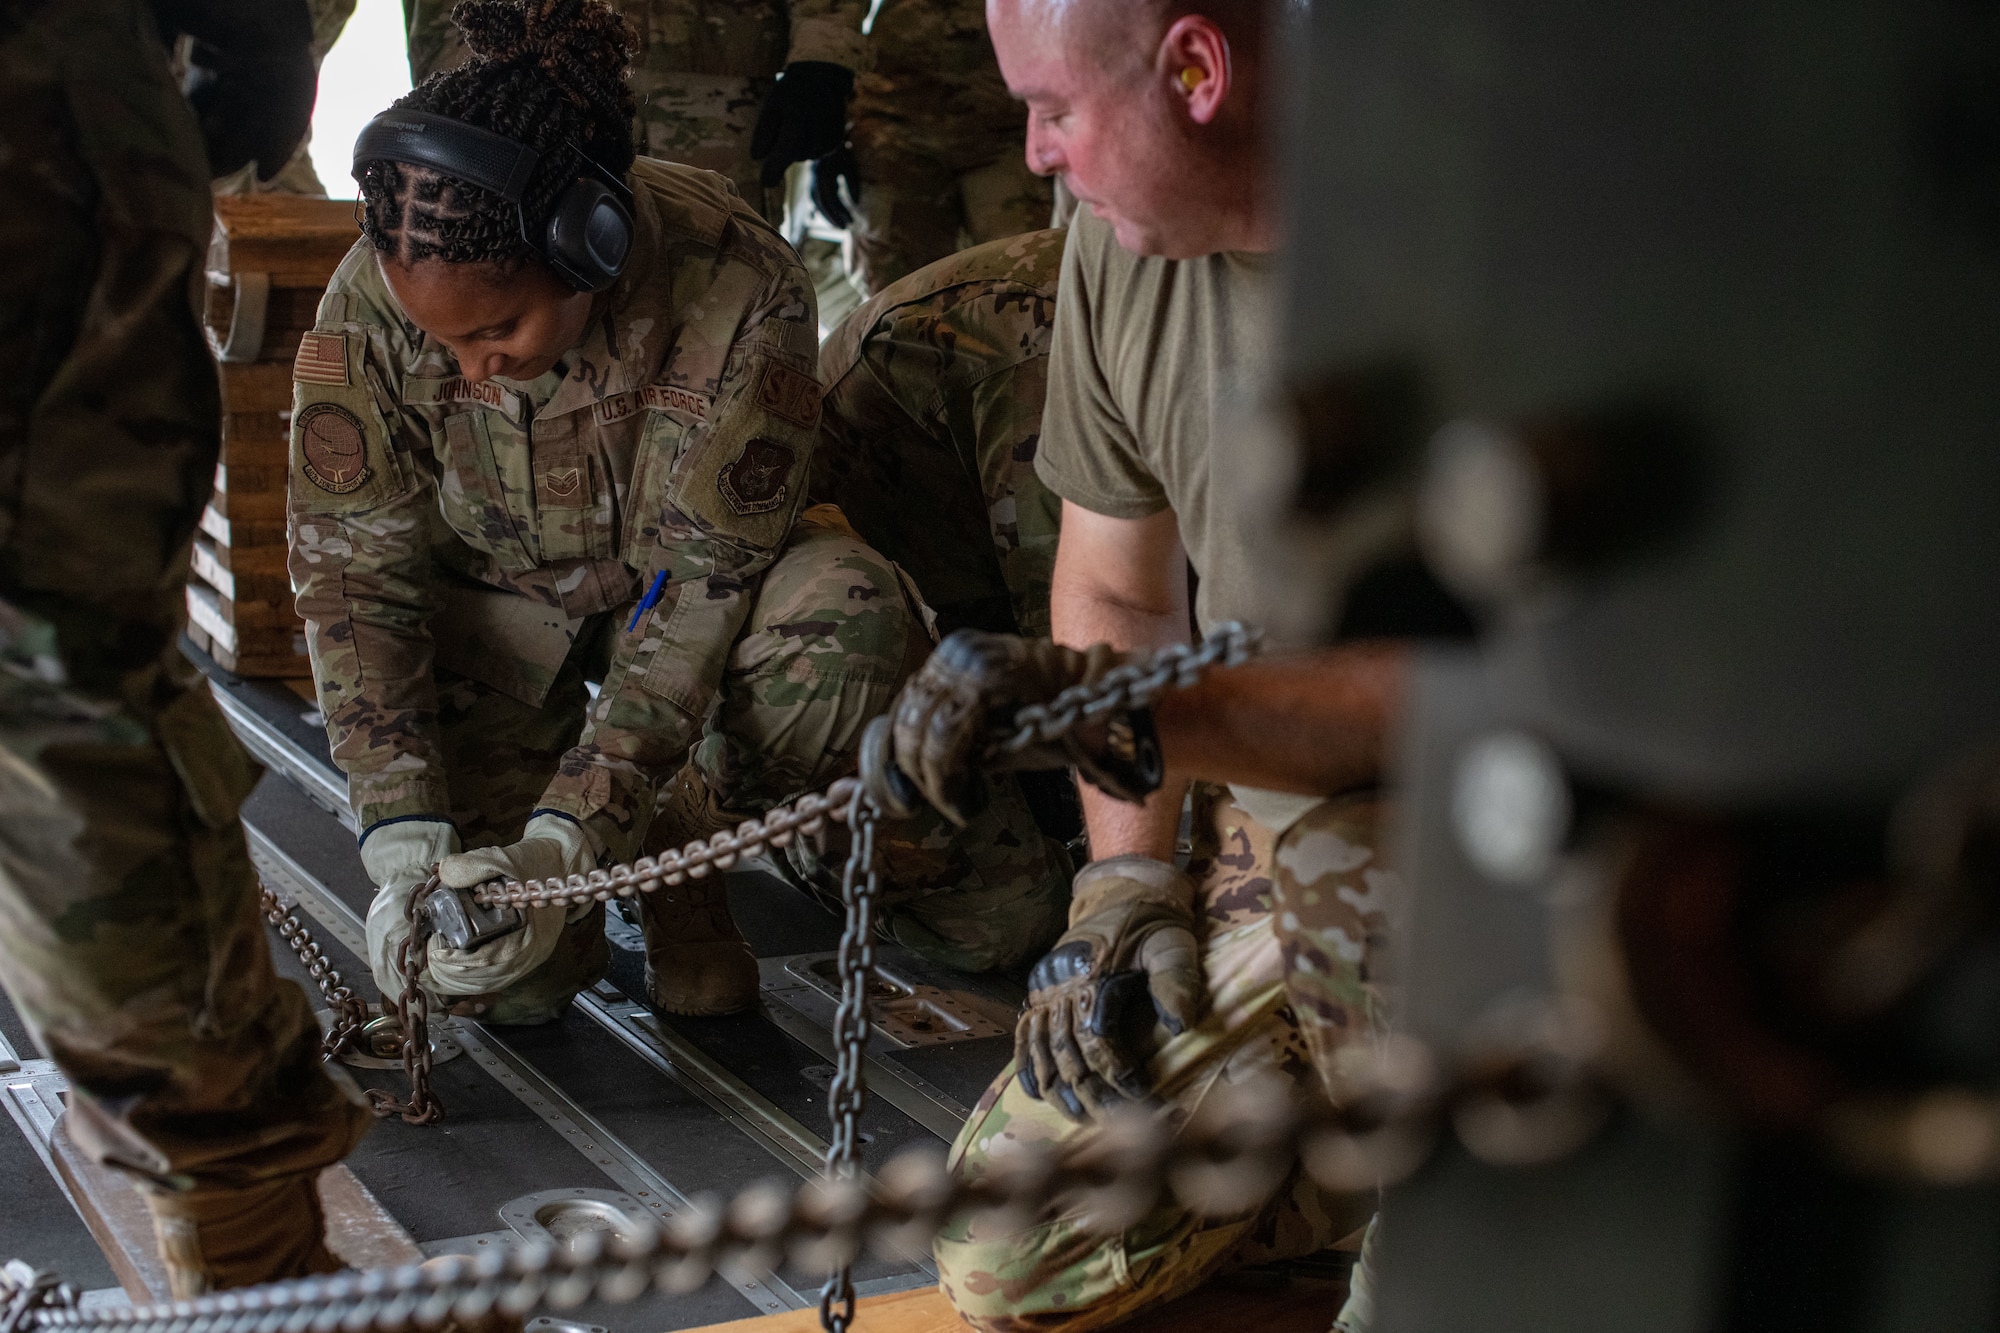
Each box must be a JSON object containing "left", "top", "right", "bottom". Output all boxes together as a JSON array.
[
  {"left": 404, "top": 0, "right": 789, "bottom": 221},
  {"left": 0, "top": 0, "right": 371, "bottom": 1221},
  {"left": 934, "top": 789, "right": 1396, "bottom": 1331},
  {"left": 841, "top": 131, "right": 1053, "bottom": 299},
  {"left": 834, "top": 0, "right": 1054, "bottom": 296},
  {"left": 427, "top": 508, "right": 1071, "bottom": 1023}
]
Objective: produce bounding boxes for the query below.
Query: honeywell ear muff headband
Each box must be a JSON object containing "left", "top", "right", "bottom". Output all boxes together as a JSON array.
[{"left": 353, "top": 109, "right": 634, "bottom": 293}]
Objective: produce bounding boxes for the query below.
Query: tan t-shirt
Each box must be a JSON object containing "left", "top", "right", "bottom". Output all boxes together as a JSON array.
[{"left": 1035, "top": 207, "right": 1322, "bottom": 833}]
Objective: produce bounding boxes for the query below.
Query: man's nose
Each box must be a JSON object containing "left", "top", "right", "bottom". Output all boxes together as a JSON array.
[{"left": 1025, "top": 121, "right": 1063, "bottom": 177}]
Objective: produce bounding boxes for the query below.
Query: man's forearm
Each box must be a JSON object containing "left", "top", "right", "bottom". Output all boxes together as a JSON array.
[
  {"left": 1049, "top": 563, "right": 1188, "bottom": 861},
  {"left": 1153, "top": 643, "right": 1408, "bottom": 797}
]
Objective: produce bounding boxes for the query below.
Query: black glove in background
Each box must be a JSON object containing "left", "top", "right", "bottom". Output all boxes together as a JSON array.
[
  {"left": 810, "top": 144, "right": 862, "bottom": 229},
  {"left": 155, "top": 0, "right": 316, "bottom": 181},
  {"left": 182, "top": 39, "right": 318, "bottom": 180},
  {"left": 751, "top": 60, "right": 855, "bottom": 188}
]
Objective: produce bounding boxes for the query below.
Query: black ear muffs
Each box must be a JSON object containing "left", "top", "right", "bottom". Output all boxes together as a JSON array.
[
  {"left": 352, "top": 109, "right": 633, "bottom": 293},
  {"left": 542, "top": 174, "right": 634, "bottom": 292}
]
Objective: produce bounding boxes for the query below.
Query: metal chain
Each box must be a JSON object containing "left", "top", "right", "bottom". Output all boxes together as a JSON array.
[
  {"left": 999, "top": 621, "right": 1260, "bottom": 755},
  {"left": 0, "top": 1262, "right": 74, "bottom": 1333},
  {"left": 367, "top": 886, "right": 444, "bottom": 1126},
  {"left": 459, "top": 626, "right": 1263, "bottom": 919},
  {"left": 468, "top": 779, "right": 860, "bottom": 913},
  {"left": 241, "top": 626, "right": 1265, "bottom": 1326},
  {"left": 3, "top": 1036, "right": 1608, "bottom": 1333},
  {"left": 259, "top": 881, "right": 443, "bottom": 1125},
  {"left": 367, "top": 627, "right": 1262, "bottom": 1135},
  {"left": 819, "top": 786, "right": 881, "bottom": 1333},
  {"left": 257, "top": 887, "right": 369, "bottom": 1062}
]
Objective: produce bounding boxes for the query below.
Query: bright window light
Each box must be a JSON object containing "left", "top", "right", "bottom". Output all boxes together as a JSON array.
[{"left": 309, "top": 0, "right": 413, "bottom": 200}]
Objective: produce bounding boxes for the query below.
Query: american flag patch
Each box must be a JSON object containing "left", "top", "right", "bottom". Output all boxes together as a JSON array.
[{"left": 293, "top": 332, "right": 349, "bottom": 387}]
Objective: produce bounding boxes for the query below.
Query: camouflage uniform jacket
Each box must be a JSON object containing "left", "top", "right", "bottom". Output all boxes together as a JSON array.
[
  {"left": 813, "top": 228, "right": 1063, "bottom": 639},
  {"left": 288, "top": 158, "right": 822, "bottom": 863}
]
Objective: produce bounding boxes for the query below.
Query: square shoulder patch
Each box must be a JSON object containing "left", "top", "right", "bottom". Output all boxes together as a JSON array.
[
  {"left": 294, "top": 331, "right": 350, "bottom": 387},
  {"left": 718, "top": 437, "right": 796, "bottom": 516},
  {"left": 754, "top": 359, "right": 821, "bottom": 430}
]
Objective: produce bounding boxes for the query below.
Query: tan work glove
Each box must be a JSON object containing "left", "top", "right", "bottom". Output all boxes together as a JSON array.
[
  {"left": 428, "top": 813, "right": 598, "bottom": 995},
  {"left": 360, "top": 818, "right": 460, "bottom": 1001},
  {"left": 1015, "top": 855, "right": 1205, "bottom": 1120},
  {"left": 862, "top": 629, "right": 1163, "bottom": 826}
]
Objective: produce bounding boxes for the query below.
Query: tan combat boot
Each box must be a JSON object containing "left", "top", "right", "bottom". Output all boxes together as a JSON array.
[
  {"left": 638, "top": 767, "right": 761, "bottom": 1016},
  {"left": 144, "top": 1174, "right": 341, "bottom": 1297}
]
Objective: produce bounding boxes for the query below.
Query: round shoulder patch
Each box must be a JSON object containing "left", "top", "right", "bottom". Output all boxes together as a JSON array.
[{"left": 298, "top": 402, "right": 373, "bottom": 495}]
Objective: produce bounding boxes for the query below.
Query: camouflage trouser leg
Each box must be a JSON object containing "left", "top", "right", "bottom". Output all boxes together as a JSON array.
[
  {"left": 632, "top": 71, "right": 784, "bottom": 224},
  {"left": 1269, "top": 792, "right": 1396, "bottom": 1092},
  {"left": 956, "top": 150, "right": 1056, "bottom": 251},
  {"left": 1272, "top": 794, "right": 1399, "bottom": 1333},
  {"left": 934, "top": 791, "right": 1392, "bottom": 1331},
  {"left": 840, "top": 142, "right": 957, "bottom": 299},
  {"left": 843, "top": 127, "right": 1055, "bottom": 298},
  {"left": 0, "top": 0, "right": 370, "bottom": 1224},
  {"left": 403, "top": 0, "right": 785, "bottom": 221},
  {"left": 699, "top": 508, "right": 1072, "bottom": 974},
  {"left": 0, "top": 659, "right": 373, "bottom": 1195}
]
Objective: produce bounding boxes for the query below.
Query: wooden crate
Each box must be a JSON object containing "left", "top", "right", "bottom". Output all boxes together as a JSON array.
[{"left": 189, "top": 196, "right": 359, "bottom": 677}]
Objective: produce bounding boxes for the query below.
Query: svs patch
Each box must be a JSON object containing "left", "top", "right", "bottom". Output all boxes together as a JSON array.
[
  {"left": 718, "top": 437, "right": 794, "bottom": 515},
  {"left": 754, "top": 360, "right": 820, "bottom": 430},
  {"left": 297, "top": 403, "right": 372, "bottom": 494}
]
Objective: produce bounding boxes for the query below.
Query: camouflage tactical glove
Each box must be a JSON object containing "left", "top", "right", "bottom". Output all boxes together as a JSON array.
[
  {"left": 1016, "top": 856, "right": 1204, "bottom": 1120},
  {"left": 751, "top": 60, "right": 855, "bottom": 188},
  {"left": 360, "top": 818, "right": 460, "bottom": 1001},
  {"left": 861, "top": 629, "right": 1163, "bottom": 826},
  {"left": 428, "top": 814, "right": 597, "bottom": 996}
]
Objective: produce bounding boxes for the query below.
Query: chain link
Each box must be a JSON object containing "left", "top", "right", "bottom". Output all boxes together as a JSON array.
[
  {"left": 0, "top": 1262, "right": 74, "bottom": 1333},
  {"left": 367, "top": 884, "right": 445, "bottom": 1126},
  {"left": 818, "top": 786, "right": 881, "bottom": 1333},
  {"left": 998, "top": 622, "right": 1260, "bottom": 755},
  {"left": 468, "top": 779, "right": 859, "bottom": 914},
  {"left": 456, "top": 626, "right": 1262, "bottom": 920},
  {"left": 258, "top": 887, "right": 369, "bottom": 1062}
]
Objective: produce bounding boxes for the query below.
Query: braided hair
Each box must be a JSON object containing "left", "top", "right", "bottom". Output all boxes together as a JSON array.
[{"left": 358, "top": 0, "right": 637, "bottom": 268}]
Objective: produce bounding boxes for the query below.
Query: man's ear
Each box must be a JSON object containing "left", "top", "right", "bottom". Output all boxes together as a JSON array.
[{"left": 1160, "top": 13, "right": 1231, "bottom": 125}]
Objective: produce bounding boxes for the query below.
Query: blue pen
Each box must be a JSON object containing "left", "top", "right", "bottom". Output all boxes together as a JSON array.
[{"left": 627, "top": 568, "right": 669, "bottom": 631}]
